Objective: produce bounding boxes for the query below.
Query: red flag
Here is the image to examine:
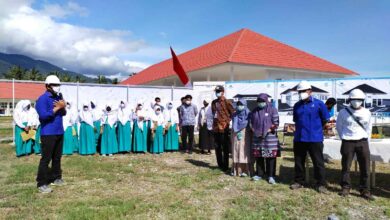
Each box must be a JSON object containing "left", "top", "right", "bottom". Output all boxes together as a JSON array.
[{"left": 170, "top": 47, "right": 190, "bottom": 87}]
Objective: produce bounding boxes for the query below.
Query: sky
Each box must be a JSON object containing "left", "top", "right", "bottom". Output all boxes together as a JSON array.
[{"left": 0, "top": 0, "right": 389, "bottom": 80}]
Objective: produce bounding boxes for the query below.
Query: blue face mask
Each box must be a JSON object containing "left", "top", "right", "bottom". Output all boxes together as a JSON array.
[
  {"left": 257, "top": 102, "right": 266, "bottom": 108},
  {"left": 216, "top": 92, "right": 222, "bottom": 97}
]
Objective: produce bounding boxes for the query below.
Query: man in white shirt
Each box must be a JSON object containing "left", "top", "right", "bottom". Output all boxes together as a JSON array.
[{"left": 336, "top": 89, "right": 373, "bottom": 200}]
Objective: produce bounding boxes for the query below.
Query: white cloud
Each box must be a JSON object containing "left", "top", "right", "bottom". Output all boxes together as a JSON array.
[{"left": 0, "top": 0, "right": 159, "bottom": 76}]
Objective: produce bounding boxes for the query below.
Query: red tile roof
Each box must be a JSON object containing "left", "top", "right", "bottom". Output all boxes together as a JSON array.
[
  {"left": 121, "top": 28, "right": 357, "bottom": 85},
  {"left": 0, "top": 82, "right": 46, "bottom": 100}
]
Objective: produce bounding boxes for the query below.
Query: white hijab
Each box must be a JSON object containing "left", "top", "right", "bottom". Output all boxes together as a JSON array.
[
  {"left": 91, "top": 100, "right": 102, "bottom": 121},
  {"left": 151, "top": 106, "right": 165, "bottom": 128},
  {"left": 63, "top": 101, "right": 77, "bottom": 129},
  {"left": 27, "top": 106, "right": 40, "bottom": 127},
  {"left": 117, "top": 100, "right": 131, "bottom": 125},
  {"left": 79, "top": 102, "right": 94, "bottom": 127},
  {"left": 101, "top": 103, "right": 118, "bottom": 128},
  {"left": 163, "top": 102, "right": 179, "bottom": 125},
  {"left": 13, "top": 100, "right": 30, "bottom": 128}
]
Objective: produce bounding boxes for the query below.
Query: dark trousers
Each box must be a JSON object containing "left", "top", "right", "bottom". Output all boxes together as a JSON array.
[
  {"left": 214, "top": 128, "right": 230, "bottom": 171},
  {"left": 181, "top": 125, "right": 194, "bottom": 152},
  {"left": 256, "top": 157, "right": 276, "bottom": 177},
  {"left": 36, "top": 135, "right": 63, "bottom": 187},
  {"left": 340, "top": 139, "right": 370, "bottom": 190},
  {"left": 293, "top": 142, "right": 326, "bottom": 186},
  {"left": 199, "top": 124, "right": 213, "bottom": 151}
]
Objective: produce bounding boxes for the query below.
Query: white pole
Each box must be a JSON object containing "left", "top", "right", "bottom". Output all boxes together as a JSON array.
[
  {"left": 12, "top": 78, "right": 15, "bottom": 144},
  {"left": 76, "top": 81, "right": 79, "bottom": 110},
  {"left": 171, "top": 86, "right": 174, "bottom": 101}
]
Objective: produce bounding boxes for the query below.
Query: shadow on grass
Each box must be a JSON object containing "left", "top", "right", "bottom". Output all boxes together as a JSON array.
[
  {"left": 185, "top": 159, "right": 219, "bottom": 170},
  {"left": 278, "top": 165, "right": 390, "bottom": 199}
]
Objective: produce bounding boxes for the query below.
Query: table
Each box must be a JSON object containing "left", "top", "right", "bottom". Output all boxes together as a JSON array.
[{"left": 323, "top": 138, "right": 390, "bottom": 188}]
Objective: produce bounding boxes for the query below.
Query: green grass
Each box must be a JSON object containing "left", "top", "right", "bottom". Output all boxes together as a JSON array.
[{"left": 0, "top": 117, "right": 389, "bottom": 219}]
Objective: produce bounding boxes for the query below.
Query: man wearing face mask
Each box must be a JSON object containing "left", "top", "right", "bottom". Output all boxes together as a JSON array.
[
  {"left": 179, "top": 95, "right": 198, "bottom": 154},
  {"left": 336, "top": 89, "right": 373, "bottom": 200},
  {"left": 35, "top": 75, "right": 67, "bottom": 193},
  {"left": 290, "top": 81, "right": 330, "bottom": 193},
  {"left": 212, "top": 85, "right": 235, "bottom": 171}
]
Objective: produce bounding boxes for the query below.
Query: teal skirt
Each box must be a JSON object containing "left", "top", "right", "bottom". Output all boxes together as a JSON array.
[
  {"left": 93, "top": 120, "right": 101, "bottom": 147},
  {"left": 117, "top": 121, "right": 131, "bottom": 152},
  {"left": 101, "top": 124, "right": 119, "bottom": 155},
  {"left": 73, "top": 124, "right": 79, "bottom": 152},
  {"left": 15, "top": 122, "right": 33, "bottom": 157},
  {"left": 63, "top": 126, "right": 74, "bottom": 155},
  {"left": 33, "top": 125, "right": 41, "bottom": 154},
  {"left": 150, "top": 125, "right": 164, "bottom": 154},
  {"left": 133, "top": 121, "right": 148, "bottom": 153},
  {"left": 79, "top": 122, "right": 96, "bottom": 155},
  {"left": 164, "top": 124, "right": 179, "bottom": 151}
]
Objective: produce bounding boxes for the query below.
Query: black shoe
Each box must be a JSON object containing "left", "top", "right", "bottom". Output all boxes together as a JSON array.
[
  {"left": 290, "top": 183, "right": 304, "bottom": 190},
  {"left": 360, "top": 190, "right": 375, "bottom": 201}
]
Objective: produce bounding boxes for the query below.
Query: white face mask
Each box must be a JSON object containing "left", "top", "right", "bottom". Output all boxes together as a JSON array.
[
  {"left": 120, "top": 103, "right": 125, "bottom": 108},
  {"left": 237, "top": 105, "right": 245, "bottom": 111},
  {"left": 350, "top": 100, "right": 363, "bottom": 109},
  {"left": 66, "top": 104, "right": 71, "bottom": 109},
  {"left": 216, "top": 92, "right": 222, "bottom": 97},
  {"left": 52, "top": 86, "right": 60, "bottom": 93},
  {"left": 299, "top": 92, "right": 309, "bottom": 100},
  {"left": 185, "top": 100, "right": 191, "bottom": 105},
  {"left": 168, "top": 104, "right": 173, "bottom": 110},
  {"left": 156, "top": 110, "right": 161, "bottom": 115}
]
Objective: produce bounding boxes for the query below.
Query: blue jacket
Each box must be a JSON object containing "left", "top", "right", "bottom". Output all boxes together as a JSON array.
[
  {"left": 36, "top": 91, "right": 66, "bottom": 136},
  {"left": 293, "top": 96, "right": 329, "bottom": 142}
]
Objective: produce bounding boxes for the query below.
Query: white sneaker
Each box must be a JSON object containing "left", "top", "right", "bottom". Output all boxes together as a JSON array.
[
  {"left": 109, "top": 154, "right": 113, "bottom": 156},
  {"left": 252, "top": 176, "right": 261, "bottom": 181},
  {"left": 38, "top": 185, "right": 52, "bottom": 193},
  {"left": 268, "top": 177, "right": 276, "bottom": 185}
]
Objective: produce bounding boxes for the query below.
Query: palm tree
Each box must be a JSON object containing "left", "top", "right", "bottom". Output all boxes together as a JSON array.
[
  {"left": 27, "top": 67, "right": 41, "bottom": 81},
  {"left": 97, "top": 75, "right": 108, "bottom": 84},
  {"left": 112, "top": 78, "right": 119, "bottom": 84},
  {"left": 4, "top": 66, "right": 26, "bottom": 80}
]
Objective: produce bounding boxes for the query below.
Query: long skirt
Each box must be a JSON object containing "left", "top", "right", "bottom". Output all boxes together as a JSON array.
[
  {"left": 33, "top": 126, "right": 41, "bottom": 154},
  {"left": 198, "top": 124, "right": 213, "bottom": 151},
  {"left": 73, "top": 124, "right": 79, "bottom": 152},
  {"left": 133, "top": 121, "right": 148, "bottom": 153},
  {"left": 79, "top": 122, "right": 96, "bottom": 155},
  {"left": 15, "top": 122, "right": 33, "bottom": 157},
  {"left": 93, "top": 120, "right": 101, "bottom": 147},
  {"left": 232, "top": 128, "right": 251, "bottom": 163},
  {"left": 151, "top": 125, "right": 164, "bottom": 154},
  {"left": 101, "top": 124, "right": 119, "bottom": 155},
  {"left": 164, "top": 124, "right": 179, "bottom": 151},
  {"left": 117, "top": 121, "right": 131, "bottom": 152},
  {"left": 63, "top": 126, "right": 75, "bottom": 155}
]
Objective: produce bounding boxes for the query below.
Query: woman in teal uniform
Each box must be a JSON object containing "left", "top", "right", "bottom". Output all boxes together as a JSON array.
[
  {"left": 133, "top": 100, "right": 149, "bottom": 153},
  {"left": 150, "top": 106, "right": 165, "bottom": 154},
  {"left": 117, "top": 100, "right": 132, "bottom": 153},
  {"left": 100, "top": 103, "right": 119, "bottom": 156},
  {"left": 79, "top": 102, "right": 96, "bottom": 155},
  {"left": 90, "top": 100, "right": 102, "bottom": 148},
  {"left": 13, "top": 100, "right": 33, "bottom": 157},
  {"left": 163, "top": 102, "right": 179, "bottom": 151},
  {"left": 62, "top": 101, "right": 78, "bottom": 155}
]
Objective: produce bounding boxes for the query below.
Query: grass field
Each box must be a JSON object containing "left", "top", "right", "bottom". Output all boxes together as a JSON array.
[{"left": 0, "top": 118, "right": 389, "bottom": 219}]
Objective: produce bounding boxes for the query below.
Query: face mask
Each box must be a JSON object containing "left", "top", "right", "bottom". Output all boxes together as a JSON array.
[
  {"left": 168, "top": 104, "right": 173, "bottom": 110},
  {"left": 66, "top": 104, "right": 71, "bottom": 109},
  {"left": 83, "top": 106, "right": 88, "bottom": 111},
  {"left": 185, "top": 100, "right": 191, "bottom": 105},
  {"left": 237, "top": 105, "right": 245, "bottom": 111},
  {"left": 51, "top": 86, "right": 60, "bottom": 93},
  {"left": 216, "top": 92, "right": 222, "bottom": 97},
  {"left": 156, "top": 110, "right": 161, "bottom": 115},
  {"left": 120, "top": 103, "right": 125, "bottom": 108},
  {"left": 350, "top": 100, "right": 363, "bottom": 109},
  {"left": 299, "top": 92, "right": 309, "bottom": 100},
  {"left": 106, "top": 107, "right": 111, "bottom": 112},
  {"left": 156, "top": 101, "right": 160, "bottom": 105},
  {"left": 257, "top": 102, "right": 266, "bottom": 108}
]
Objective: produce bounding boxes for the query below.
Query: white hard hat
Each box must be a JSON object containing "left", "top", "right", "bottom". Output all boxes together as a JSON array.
[
  {"left": 297, "top": 80, "right": 312, "bottom": 91},
  {"left": 45, "top": 75, "right": 61, "bottom": 85},
  {"left": 349, "top": 89, "right": 365, "bottom": 100}
]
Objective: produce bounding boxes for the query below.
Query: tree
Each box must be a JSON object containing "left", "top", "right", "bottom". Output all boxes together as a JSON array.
[
  {"left": 112, "top": 78, "right": 118, "bottom": 84},
  {"left": 97, "top": 75, "right": 108, "bottom": 84},
  {"left": 27, "top": 67, "right": 42, "bottom": 81},
  {"left": 4, "top": 66, "right": 26, "bottom": 80}
]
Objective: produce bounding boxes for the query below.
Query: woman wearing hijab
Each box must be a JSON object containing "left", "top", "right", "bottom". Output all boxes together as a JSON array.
[
  {"left": 250, "top": 93, "right": 280, "bottom": 184},
  {"left": 133, "top": 100, "right": 148, "bottom": 153},
  {"left": 198, "top": 98, "right": 213, "bottom": 154},
  {"left": 150, "top": 106, "right": 165, "bottom": 154},
  {"left": 13, "top": 100, "right": 33, "bottom": 156},
  {"left": 163, "top": 101, "right": 179, "bottom": 151},
  {"left": 100, "top": 103, "right": 119, "bottom": 156},
  {"left": 90, "top": 100, "right": 102, "bottom": 148},
  {"left": 62, "top": 101, "right": 78, "bottom": 155},
  {"left": 231, "top": 99, "right": 251, "bottom": 177},
  {"left": 28, "top": 104, "right": 41, "bottom": 154},
  {"left": 117, "top": 100, "right": 132, "bottom": 153},
  {"left": 79, "top": 102, "right": 96, "bottom": 155}
]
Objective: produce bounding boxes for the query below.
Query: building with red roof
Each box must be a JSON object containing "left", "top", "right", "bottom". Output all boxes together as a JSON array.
[{"left": 121, "top": 28, "right": 357, "bottom": 86}]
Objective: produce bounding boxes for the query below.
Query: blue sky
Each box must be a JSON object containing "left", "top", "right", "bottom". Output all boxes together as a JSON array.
[{"left": 1, "top": 0, "right": 389, "bottom": 77}]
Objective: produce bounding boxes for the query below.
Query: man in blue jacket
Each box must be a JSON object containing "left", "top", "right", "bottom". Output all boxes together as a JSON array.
[
  {"left": 290, "top": 81, "right": 330, "bottom": 193},
  {"left": 35, "top": 75, "right": 67, "bottom": 193}
]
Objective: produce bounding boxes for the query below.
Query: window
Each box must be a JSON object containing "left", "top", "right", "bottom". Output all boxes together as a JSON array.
[{"left": 0, "top": 102, "right": 7, "bottom": 109}]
